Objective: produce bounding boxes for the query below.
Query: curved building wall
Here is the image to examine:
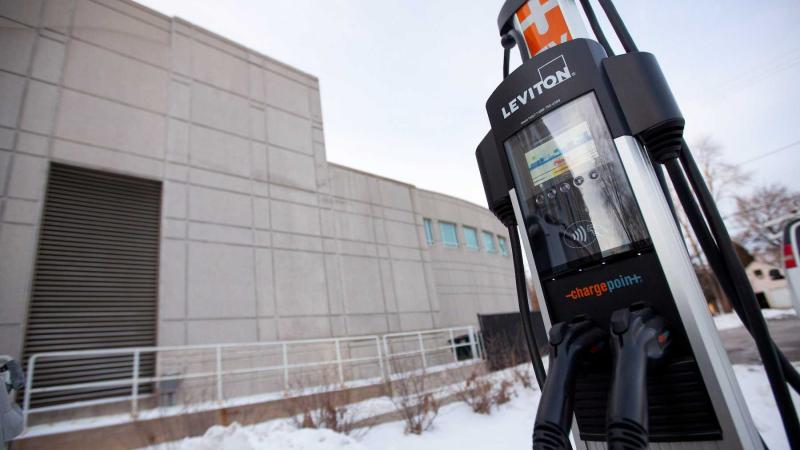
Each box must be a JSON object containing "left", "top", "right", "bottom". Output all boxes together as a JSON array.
[
  {"left": 0, "top": 0, "right": 516, "bottom": 360},
  {"left": 415, "top": 190, "right": 517, "bottom": 327}
]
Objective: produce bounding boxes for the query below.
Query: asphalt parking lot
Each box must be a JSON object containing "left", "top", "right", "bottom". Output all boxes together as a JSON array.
[{"left": 721, "top": 316, "right": 800, "bottom": 364}]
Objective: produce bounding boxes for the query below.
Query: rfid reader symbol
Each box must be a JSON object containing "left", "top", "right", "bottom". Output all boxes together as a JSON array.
[{"left": 564, "top": 220, "right": 597, "bottom": 248}]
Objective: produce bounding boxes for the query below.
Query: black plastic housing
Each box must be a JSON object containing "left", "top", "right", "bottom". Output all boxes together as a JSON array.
[
  {"left": 497, "top": 0, "right": 528, "bottom": 35},
  {"left": 603, "top": 52, "right": 684, "bottom": 162},
  {"left": 476, "top": 131, "right": 516, "bottom": 226}
]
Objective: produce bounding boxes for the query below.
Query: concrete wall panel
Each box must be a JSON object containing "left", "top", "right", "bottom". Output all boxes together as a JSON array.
[
  {"left": 191, "top": 40, "right": 248, "bottom": 97},
  {"left": 64, "top": 40, "right": 168, "bottom": 112},
  {"left": 0, "top": 224, "right": 37, "bottom": 324},
  {"left": 392, "top": 260, "right": 430, "bottom": 313},
  {"left": 20, "top": 80, "right": 58, "bottom": 134},
  {"left": 265, "top": 71, "right": 310, "bottom": 118},
  {"left": 278, "top": 317, "right": 330, "bottom": 340},
  {"left": 189, "top": 185, "right": 252, "bottom": 227},
  {"left": 31, "top": 36, "right": 66, "bottom": 84},
  {"left": 268, "top": 147, "right": 316, "bottom": 191},
  {"left": 189, "top": 125, "right": 250, "bottom": 177},
  {"left": 159, "top": 239, "right": 186, "bottom": 319},
  {"left": 0, "top": 17, "right": 36, "bottom": 75},
  {"left": 187, "top": 242, "right": 256, "bottom": 318},
  {"left": 72, "top": 0, "right": 170, "bottom": 68},
  {"left": 270, "top": 200, "right": 320, "bottom": 236},
  {"left": 0, "top": 71, "right": 25, "bottom": 128},
  {"left": 190, "top": 82, "right": 249, "bottom": 137},
  {"left": 267, "top": 107, "right": 312, "bottom": 155},
  {"left": 56, "top": 89, "right": 165, "bottom": 158},
  {"left": 340, "top": 256, "right": 385, "bottom": 315},
  {"left": 274, "top": 249, "right": 328, "bottom": 317},
  {"left": 187, "top": 319, "right": 257, "bottom": 344}
]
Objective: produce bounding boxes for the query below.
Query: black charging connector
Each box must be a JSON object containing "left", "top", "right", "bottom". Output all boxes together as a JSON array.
[
  {"left": 533, "top": 317, "right": 605, "bottom": 450},
  {"left": 606, "top": 305, "right": 669, "bottom": 450}
]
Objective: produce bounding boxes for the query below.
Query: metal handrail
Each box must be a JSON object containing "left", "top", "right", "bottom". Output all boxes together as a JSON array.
[{"left": 20, "top": 325, "right": 479, "bottom": 430}]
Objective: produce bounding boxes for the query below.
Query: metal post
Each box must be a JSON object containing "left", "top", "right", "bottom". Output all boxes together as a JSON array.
[
  {"left": 131, "top": 351, "right": 140, "bottom": 417},
  {"left": 417, "top": 333, "right": 427, "bottom": 369},
  {"left": 215, "top": 346, "right": 223, "bottom": 401},
  {"left": 375, "top": 336, "right": 386, "bottom": 381},
  {"left": 282, "top": 342, "right": 289, "bottom": 391},
  {"left": 22, "top": 356, "right": 36, "bottom": 429},
  {"left": 383, "top": 336, "right": 392, "bottom": 378},
  {"left": 468, "top": 326, "right": 478, "bottom": 361},
  {"left": 449, "top": 328, "right": 457, "bottom": 363},
  {"left": 335, "top": 340, "right": 344, "bottom": 384}
]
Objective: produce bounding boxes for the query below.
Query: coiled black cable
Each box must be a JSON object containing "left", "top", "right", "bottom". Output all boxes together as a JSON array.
[{"left": 509, "top": 225, "right": 547, "bottom": 389}]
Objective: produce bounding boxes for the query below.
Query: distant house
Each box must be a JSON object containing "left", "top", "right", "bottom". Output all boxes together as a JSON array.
[{"left": 745, "top": 260, "right": 793, "bottom": 309}]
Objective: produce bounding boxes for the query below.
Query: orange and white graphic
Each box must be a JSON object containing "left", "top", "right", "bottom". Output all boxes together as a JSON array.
[{"left": 514, "top": 0, "right": 574, "bottom": 56}]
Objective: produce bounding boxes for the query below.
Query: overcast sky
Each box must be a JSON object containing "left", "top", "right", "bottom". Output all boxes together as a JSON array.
[{"left": 137, "top": 0, "right": 800, "bottom": 209}]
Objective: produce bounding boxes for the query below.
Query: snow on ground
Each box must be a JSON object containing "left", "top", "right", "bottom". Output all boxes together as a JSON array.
[
  {"left": 149, "top": 421, "right": 368, "bottom": 450},
  {"left": 141, "top": 362, "right": 797, "bottom": 450},
  {"left": 359, "top": 384, "right": 541, "bottom": 450},
  {"left": 734, "top": 364, "right": 800, "bottom": 450},
  {"left": 714, "top": 308, "right": 796, "bottom": 331}
]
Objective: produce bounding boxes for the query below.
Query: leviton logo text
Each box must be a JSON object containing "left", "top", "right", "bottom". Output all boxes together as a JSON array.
[{"left": 501, "top": 55, "right": 572, "bottom": 119}]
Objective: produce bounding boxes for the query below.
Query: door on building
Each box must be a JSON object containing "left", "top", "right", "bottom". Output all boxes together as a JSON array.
[{"left": 23, "top": 163, "right": 161, "bottom": 409}]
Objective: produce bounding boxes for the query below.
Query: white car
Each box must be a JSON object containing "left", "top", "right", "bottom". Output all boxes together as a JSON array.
[{"left": 784, "top": 218, "right": 800, "bottom": 311}]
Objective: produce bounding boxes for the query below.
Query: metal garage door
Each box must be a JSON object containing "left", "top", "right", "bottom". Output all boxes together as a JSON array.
[{"left": 23, "top": 163, "right": 161, "bottom": 408}]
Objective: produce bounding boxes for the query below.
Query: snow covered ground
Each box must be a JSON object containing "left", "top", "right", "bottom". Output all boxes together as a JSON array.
[
  {"left": 713, "top": 307, "right": 796, "bottom": 331},
  {"left": 142, "top": 363, "right": 796, "bottom": 450}
]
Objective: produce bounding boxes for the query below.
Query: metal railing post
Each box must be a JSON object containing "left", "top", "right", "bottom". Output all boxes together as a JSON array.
[
  {"left": 282, "top": 342, "right": 289, "bottom": 391},
  {"left": 22, "top": 355, "right": 36, "bottom": 429},
  {"left": 383, "top": 335, "right": 392, "bottom": 378},
  {"left": 375, "top": 336, "right": 386, "bottom": 381},
  {"left": 449, "top": 328, "right": 457, "bottom": 363},
  {"left": 468, "top": 326, "right": 478, "bottom": 361},
  {"left": 417, "top": 333, "right": 427, "bottom": 369},
  {"left": 131, "top": 350, "right": 140, "bottom": 418},
  {"left": 335, "top": 340, "right": 344, "bottom": 384},
  {"left": 215, "top": 346, "right": 223, "bottom": 401}
]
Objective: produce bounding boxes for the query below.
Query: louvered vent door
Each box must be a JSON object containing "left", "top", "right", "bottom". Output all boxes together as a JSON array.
[{"left": 23, "top": 163, "right": 161, "bottom": 408}]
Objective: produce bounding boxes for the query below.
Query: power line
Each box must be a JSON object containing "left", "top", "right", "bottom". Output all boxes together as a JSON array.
[{"left": 734, "top": 138, "right": 800, "bottom": 166}]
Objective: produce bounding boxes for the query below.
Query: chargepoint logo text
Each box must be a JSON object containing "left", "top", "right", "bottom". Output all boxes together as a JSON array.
[
  {"left": 564, "top": 273, "right": 644, "bottom": 301},
  {"left": 501, "top": 55, "right": 572, "bottom": 120}
]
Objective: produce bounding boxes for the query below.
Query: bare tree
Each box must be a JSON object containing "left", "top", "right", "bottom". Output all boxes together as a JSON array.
[
  {"left": 733, "top": 184, "right": 800, "bottom": 265},
  {"left": 691, "top": 136, "right": 752, "bottom": 204}
]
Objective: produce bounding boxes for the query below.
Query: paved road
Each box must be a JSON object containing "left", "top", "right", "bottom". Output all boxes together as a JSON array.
[{"left": 721, "top": 316, "right": 800, "bottom": 364}]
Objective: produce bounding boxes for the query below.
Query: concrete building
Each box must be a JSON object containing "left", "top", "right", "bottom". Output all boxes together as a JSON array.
[{"left": 0, "top": 0, "right": 516, "bottom": 367}]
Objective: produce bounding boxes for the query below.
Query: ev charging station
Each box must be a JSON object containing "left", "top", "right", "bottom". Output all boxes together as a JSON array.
[{"left": 476, "top": 1, "right": 800, "bottom": 449}]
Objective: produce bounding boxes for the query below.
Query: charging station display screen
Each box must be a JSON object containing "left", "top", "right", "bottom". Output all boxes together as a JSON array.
[
  {"left": 505, "top": 93, "right": 649, "bottom": 276},
  {"left": 525, "top": 121, "right": 599, "bottom": 186}
]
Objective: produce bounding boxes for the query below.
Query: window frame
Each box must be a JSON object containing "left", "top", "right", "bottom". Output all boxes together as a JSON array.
[
  {"left": 498, "top": 236, "right": 509, "bottom": 256},
  {"left": 482, "top": 231, "right": 497, "bottom": 253},
  {"left": 423, "top": 218, "right": 434, "bottom": 245},
  {"left": 439, "top": 221, "right": 459, "bottom": 248},
  {"left": 463, "top": 226, "right": 480, "bottom": 251}
]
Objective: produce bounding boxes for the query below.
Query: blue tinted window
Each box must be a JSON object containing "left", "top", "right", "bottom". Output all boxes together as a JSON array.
[
  {"left": 463, "top": 227, "right": 479, "bottom": 250},
  {"left": 482, "top": 231, "right": 496, "bottom": 253},
  {"left": 423, "top": 218, "right": 434, "bottom": 245},
  {"left": 439, "top": 222, "right": 459, "bottom": 247},
  {"left": 498, "top": 236, "right": 508, "bottom": 256}
]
